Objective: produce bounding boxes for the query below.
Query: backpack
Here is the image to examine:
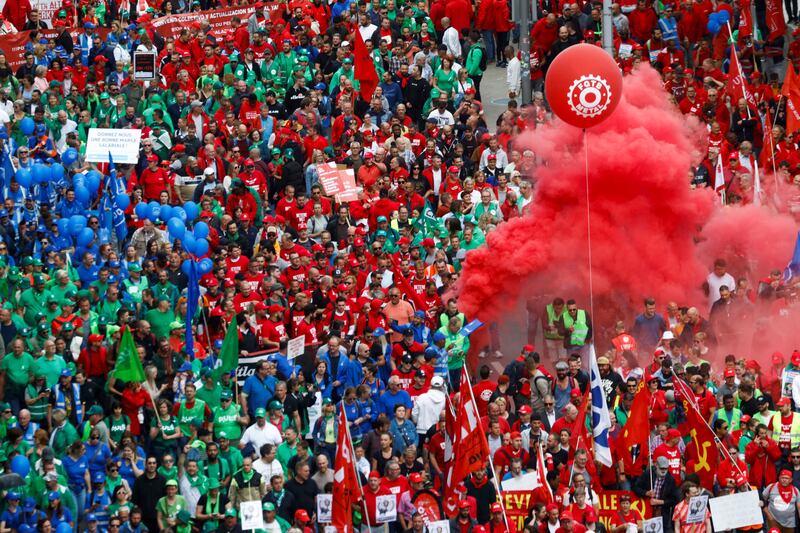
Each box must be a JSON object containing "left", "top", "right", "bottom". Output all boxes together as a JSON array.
[{"left": 477, "top": 45, "right": 488, "bottom": 71}]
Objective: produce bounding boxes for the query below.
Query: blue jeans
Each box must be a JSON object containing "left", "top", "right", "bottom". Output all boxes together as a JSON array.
[{"left": 481, "top": 30, "right": 496, "bottom": 65}]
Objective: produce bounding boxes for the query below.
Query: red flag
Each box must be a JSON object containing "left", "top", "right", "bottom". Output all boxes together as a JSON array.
[
  {"left": 443, "top": 370, "right": 491, "bottom": 518},
  {"left": 332, "top": 409, "right": 360, "bottom": 533},
  {"left": 766, "top": 0, "right": 787, "bottom": 41},
  {"left": 727, "top": 46, "right": 757, "bottom": 111},
  {"left": 620, "top": 380, "right": 651, "bottom": 477},
  {"left": 353, "top": 30, "right": 379, "bottom": 102},
  {"left": 738, "top": 0, "right": 753, "bottom": 40},
  {"left": 782, "top": 64, "right": 800, "bottom": 135},
  {"left": 673, "top": 377, "right": 720, "bottom": 491},
  {"left": 569, "top": 391, "right": 591, "bottom": 461}
]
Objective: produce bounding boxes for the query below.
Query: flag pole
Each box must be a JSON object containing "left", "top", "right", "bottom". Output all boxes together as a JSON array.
[
  {"left": 673, "top": 377, "right": 751, "bottom": 485},
  {"left": 341, "top": 402, "right": 371, "bottom": 530},
  {"left": 462, "top": 370, "right": 512, "bottom": 533}
]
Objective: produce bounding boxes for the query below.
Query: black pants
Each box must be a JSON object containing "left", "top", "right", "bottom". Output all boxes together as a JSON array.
[
  {"left": 496, "top": 31, "right": 510, "bottom": 64},
  {"left": 469, "top": 75, "right": 483, "bottom": 101},
  {"left": 786, "top": 0, "right": 798, "bottom": 20}
]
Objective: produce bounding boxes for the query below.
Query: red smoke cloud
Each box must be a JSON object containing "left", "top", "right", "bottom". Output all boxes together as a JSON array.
[
  {"left": 456, "top": 66, "right": 800, "bottom": 358},
  {"left": 457, "top": 67, "right": 716, "bottom": 327}
]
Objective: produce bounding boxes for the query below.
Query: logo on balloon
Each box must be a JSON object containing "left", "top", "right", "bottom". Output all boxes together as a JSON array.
[{"left": 567, "top": 75, "right": 613, "bottom": 119}]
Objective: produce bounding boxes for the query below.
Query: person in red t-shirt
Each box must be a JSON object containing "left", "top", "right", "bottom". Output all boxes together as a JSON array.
[
  {"left": 472, "top": 365, "right": 498, "bottom": 417},
  {"left": 139, "top": 154, "right": 169, "bottom": 201},
  {"left": 554, "top": 511, "right": 587, "bottom": 533},
  {"left": 653, "top": 428, "right": 683, "bottom": 485},
  {"left": 609, "top": 492, "right": 641, "bottom": 532},
  {"left": 485, "top": 502, "right": 516, "bottom": 533},
  {"left": 493, "top": 431, "right": 530, "bottom": 479}
]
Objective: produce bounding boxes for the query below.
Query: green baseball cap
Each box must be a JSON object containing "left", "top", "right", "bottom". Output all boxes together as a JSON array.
[
  {"left": 176, "top": 510, "right": 192, "bottom": 524},
  {"left": 20, "top": 257, "right": 33, "bottom": 267},
  {"left": 165, "top": 479, "right": 178, "bottom": 487},
  {"left": 61, "top": 322, "right": 74, "bottom": 332},
  {"left": 208, "top": 478, "right": 221, "bottom": 490},
  {"left": 100, "top": 92, "right": 110, "bottom": 99},
  {"left": 255, "top": 407, "right": 266, "bottom": 418},
  {"left": 36, "top": 323, "right": 49, "bottom": 334},
  {"left": 32, "top": 273, "right": 45, "bottom": 284},
  {"left": 268, "top": 400, "right": 283, "bottom": 410},
  {"left": 263, "top": 502, "right": 276, "bottom": 512},
  {"left": 225, "top": 508, "right": 237, "bottom": 517},
  {"left": 46, "top": 294, "right": 59, "bottom": 304},
  {"left": 127, "top": 263, "right": 142, "bottom": 272}
]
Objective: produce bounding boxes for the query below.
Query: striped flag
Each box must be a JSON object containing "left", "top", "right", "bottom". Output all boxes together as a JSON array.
[
  {"left": 714, "top": 154, "right": 726, "bottom": 205},
  {"left": 459, "top": 319, "right": 484, "bottom": 337},
  {"left": 589, "top": 344, "right": 613, "bottom": 467}
]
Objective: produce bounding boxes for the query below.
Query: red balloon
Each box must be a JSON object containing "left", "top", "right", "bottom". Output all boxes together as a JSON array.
[{"left": 544, "top": 44, "right": 623, "bottom": 129}]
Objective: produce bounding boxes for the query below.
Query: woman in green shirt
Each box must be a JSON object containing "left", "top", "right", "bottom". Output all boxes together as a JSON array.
[
  {"left": 433, "top": 57, "right": 457, "bottom": 99},
  {"left": 149, "top": 400, "right": 181, "bottom": 461},
  {"left": 105, "top": 403, "right": 131, "bottom": 452},
  {"left": 107, "top": 485, "right": 134, "bottom": 517},
  {"left": 156, "top": 479, "right": 188, "bottom": 530}
]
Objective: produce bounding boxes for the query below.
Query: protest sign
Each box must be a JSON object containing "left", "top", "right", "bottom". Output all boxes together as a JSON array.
[
  {"left": 376, "top": 494, "right": 397, "bottom": 523},
  {"left": 287, "top": 336, "right": 305, "bottom": 360},
  {"left": 317, "top": 494, "right": 333, "bottom": 523},
  {"left": 133, "top": 52, "right": 158, "bottom": 81},
  {"left": 240, "top": 501, "right": 264, "bottom": 531},
  {"left": 685, "top": 494, "right": 708, "bottom": 524},
  {"left": 709, "top": 490, "right": 763, "bottom": 531},
  {"left": 85, "top": 129, "right": 142, "bottom": 164},
  {"left": 337, "top": 169, "right": 361, "bottom": 202},
  {"left": 426, "top": 520, "right": 450, "bottom": 533},
  {"left": 318, "top": 162, "right": 343, "bottom": 195},
  {"left": 643, "top": 517, "right": 663, "bottom": 533}
]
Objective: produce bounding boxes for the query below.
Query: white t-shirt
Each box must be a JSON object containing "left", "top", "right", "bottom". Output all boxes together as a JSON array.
[
  {"left": 706, "top": 271, "right": 735, "bottom": 309},
  {"left": 240, "top": 422, "right": 283, "bottom": 457}
]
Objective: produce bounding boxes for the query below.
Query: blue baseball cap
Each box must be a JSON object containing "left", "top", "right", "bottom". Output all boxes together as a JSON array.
[
  {"left": 92, "top": 472, "right": 106, "bottom": 484},
  {"left": 86, "top": 513, "right": 98, "bottom": 522},
  {"left": 373, "top": 327, "right": 385, "bottom": 336},
  {"left": 84, "top": 22, "right": 95, "bottom": 29},
  {"left": 0, "top": 209, "right": 8, "bottom": 218},
  {"left": 23, "top": 497, "right": 36, "bottom": 510},
  {"left": 414, "top": 310, "right": 426, "bottom": 318},
  {"left": 433, "top": 331, "right": 446, "bottom": 342},
  {"left": 48, "top": 491, "right": 61, "bottom": 501},
  {"left": 6, "top": 492, "right": 19, "bottom": 501}
]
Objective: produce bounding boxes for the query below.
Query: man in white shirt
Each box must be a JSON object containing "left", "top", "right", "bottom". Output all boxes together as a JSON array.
[
  {"left": 358, "top": 13, "right": 378, "bottom": 43},
  {"left": 253, "top": 443, "right": 284, "bottom": 479},
  {"left": 504, "top": 46, "right": 521, "bottom": 99},
  {"left": 705, "top": 258, "right": 735, "bottom": 310},
  {"left": 239, "top": 407, "right": 283, "bottom": 459},
  {"left": 441, "top": 17, "right": 462, "bottom": 59}
]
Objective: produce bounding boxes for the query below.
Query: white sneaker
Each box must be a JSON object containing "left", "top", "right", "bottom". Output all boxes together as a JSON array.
[
  {"left": 494, "top": 350, "right": 503, "bottom": 358},
  {"left": 479, "top": 350, "right": 488, "bottom": 359}
]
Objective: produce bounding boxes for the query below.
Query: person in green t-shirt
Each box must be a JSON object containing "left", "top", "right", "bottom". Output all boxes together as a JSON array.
[
  {"left": 276, "top": 427, "right": 299, "bottom": 475},
  {"left": 158, "top": 453, "right": 179, "bottom": 482},
  {"left": 105, "top": 403, "right": 131, "bottom": 451},
  {"left": 213, "top": 390, "right": 246, "bottom": 441},
  {"left": 195, "top": 370, "right": 222, "bottom": 408},
  {"left": 218, "top": 432, "right": 244, "bottom": 474},
  {"left": 156, "top": 479, "right": 188, "bottom": 530},
  {"left": 2, "top": 339, "right": 35, "bottom": 410},
  {"left": 150, "top": 399, "right": 182, "bottom": 460},
  {"left": 145, "top": 297, "right": 176, "bottom": 340},
  {"left": 32, "top": 344, "right": 67, "bottom": 388}
]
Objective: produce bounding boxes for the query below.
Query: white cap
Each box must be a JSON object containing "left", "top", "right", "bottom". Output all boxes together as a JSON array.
[
  {"left": 661, "top": 331, "right": 675, "bottom": 340},
  {"left": 431, "top": 376, "right": 445, "bottom": 388},
  {"left": 341, "top": 40, "right": 350, "bottom": 47},
  {"left": 203, "top": 167, "right": 215, "bottom": 176}
]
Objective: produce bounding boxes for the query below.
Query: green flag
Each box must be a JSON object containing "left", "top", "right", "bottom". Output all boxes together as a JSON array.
[
  {"left": 214, "top": 321, "right": 240, "bottom": 379},
  {"left": 113, "top": 326, "right": 146, "bottom": 382},
  {"left": 413, "top": 199, "right": 438, "bottom": 237}
]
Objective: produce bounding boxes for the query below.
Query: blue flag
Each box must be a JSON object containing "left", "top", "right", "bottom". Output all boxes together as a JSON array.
[
  {"left": 459, "top": 319, "right": 484, "bottom": 337},
  {"left": 784, "top": 231, "right": 800, "bottom": 282},
  {"left": 184, "top": 260, "right": 199, "bottom": 359},
  {"left": 589, "top": 344, "right": 613, "bottom": 467},
  {"left": 0, "top": 140, "right": 16, "bottom": 203}
]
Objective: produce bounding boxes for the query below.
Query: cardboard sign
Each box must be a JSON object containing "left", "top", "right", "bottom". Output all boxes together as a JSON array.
[
  {"left": 287, "top": 335, "right": 305, "bottom": 360},
  {"left": 336, "top": 169, "right": 361, "bottom": 203},
  {"left": 317, "top": 494, "right": 333, "bottom": 523},
  {"left": 240, "top": 500, "right": 264, "bottom": 530},
  {"left": 375, "top": 494, "right": 397, "bottom": 523},
  {"left": 685, "top": 494, "right": 708, "bottom": 524},
  {"left": 643, "top": 517, "right": 663, "bottom": 533},
  {"left": 709, "top": 490, "right": 763, "bottom": 531},
  {"left": 85, "top": 128, "right": 142, "bottom": 164},
  {"left": 317, "top": 162, "right": 343, "bottom": 195},
  {"left": 426, "top": 520, "right": 450, "bottom": 533},
  {"left": 133, "top": 52, "right": 158, "bottom": 81}
]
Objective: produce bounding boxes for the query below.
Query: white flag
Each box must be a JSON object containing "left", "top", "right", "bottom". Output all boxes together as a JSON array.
[
  {"left": 588, "top": 344, "right": 613, "bottom": 467},
  {"left": 714, "top": 154, "right": 726, "bottom": 205},
  {"left": 753, "top": 164, "right": 762, "bottom": 206}
]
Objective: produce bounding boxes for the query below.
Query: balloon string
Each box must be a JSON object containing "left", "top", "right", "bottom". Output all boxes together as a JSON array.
[{"left": 584, "top": 129, "right": 595, "bottom": 325}]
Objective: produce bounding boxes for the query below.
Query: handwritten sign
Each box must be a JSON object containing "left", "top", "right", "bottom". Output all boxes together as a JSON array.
[
  {"left": 85, "top": 129, "right": 142, "bottom": 164},
  {"left": 709, "top": 491, "right": 763, "bottom": 531},
  {"left": 240, "top": 501, "right": 264, "bottom": 531},
  {"left": 287, "top": 335, "right": 305, "bottom": 360}
]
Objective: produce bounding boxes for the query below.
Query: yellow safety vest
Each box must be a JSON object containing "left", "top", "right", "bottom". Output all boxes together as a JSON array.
[
  {"left": 562, "top": 310, "right": 588, "bottom": 346},
  {"left": 770, "top": 412, "right": 800, "bottom": 449},
  {"left": 545, "top": 304, "right": 564, "bottom": 340}
]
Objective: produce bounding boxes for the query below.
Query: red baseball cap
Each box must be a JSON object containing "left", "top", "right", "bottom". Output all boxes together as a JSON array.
[
  {"left": 364, "top": 152, "right": 375, "bottom": 159},
  {"left": 510, "top": 431, "right": 522, "bottom": 440},
  {"left": 224, "top": 279, "right": 236, "bottom": 288},
  {"left": 368, "top": 471, "right": 381, "bottom": 479},
  {"left": 294, "top": 509, "right": 310, "bottom": 523},
  {"left": 780, "top": 469, "right": 793, "bottom": 478},
  {"left": 778, "top": 397, "right": 792, "bottom": 407},
  {"left": 523, "top": 344, "right": 535, "bottom": 353},
  {"left": 200, "top": 210, "right": 213, "bottom": 218},
  {"left": 409, "top": 473, "right": 424, "bottom": 484},
  {"left": 666, "top": 428, "right": 681, "bottom": 440},
  {"left": 268, "top": 304, "right": 283, "bottom": 314},
  {"left": 421, "top": 238, "right": 435, "bottom": 248},
  {"left": 353, "top": 238, "right": 365, "bottom": 247},
  {"left": 792, "top": 350, "right": 800, "bottom": 366},
  {"left": 147, "top": 154, "right": 159, "bottom": 162},
  {"left": 458, "top": 500, "right": 471, "bottom": 509},
  {"left": 254, "top": 302, "right": 268, "bottom": 311},
  {"left": 487, "top": 153, "right": 497, "bottom": 160},
  {"left": 560, "top": 511, "right": 573, "bottom": 521},
  {"left": 490, "top": 503, "right": 503, "bottom": 513},
  {"left": 724, "top": 368, "right": 735, "bottom": 378},
  {"left": 519, "top": 405, "right": 532, "bottom": 415},
  {"left": 448, "top": 165, "right": 459, "bottom": 173}
]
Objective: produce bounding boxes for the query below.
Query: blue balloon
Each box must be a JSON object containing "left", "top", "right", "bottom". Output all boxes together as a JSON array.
[
  {"left": 51, "top": 164, "right": 65, "bottom": 181},
  {"left": 198, "top": 257, "right": 214, "bottom": 274},
  {"left": 62, "top": 147, "right": 78, "bottom": 165},
  {"left": 56, "top": 218, "right": 69, "bottom": 235},
  {"left": 172, "top": 206, "right": 187, "bottom": 222},
  {"left": 77, "top": 227, "right": 94, "bottom": 247},
  {"left": 194, "top": 238, "right": 209, "bottom": 257},
  {"left": 75, "top": 185, "right": 90, "bottom": 205},
  {"left": 86, "top": 170, "right": 102, "bottom": 194},
  {"left": 707, "top": 20, "right": 720, "bottom": 33},
  {"left": 15, "top": 167, "right": 32, "bottom": 188},
  {"left": 167, "top": 218, "right": 186, "bottom": 239},
  {"left": 159, "top": 205, "right": 173, "bottom": 221},
  {"left": 181, "top": 259, "right": 193, "bottom": 275},
  {"left": 718, "top": 9, "right": 730, "bottom": 22},
  {"left": 31, "top": 164, "right": 49, "bottom": 184},
  {"left": 194, "top": 221, "right": 209, "bottom": 239},
  {"left": 116, "top": 193, "right": 130, "bottom": 210},
  {"left": 69, "top": 215, "right": 86, "bottom": 236},
  {"left": 182, "top": 233, "right": 197, "bottom": 254},
  {"left": 184, "top": 201, "right": 199, "bottom": 221},
  {"left": 19, "top": 117, "right": 34, "bottom": 136},
  {"left": 135, "top": 202, "right": 150, "bottom": 220},
  {"left": 10, "top": 455, "right": 30, "bottom": 478},
  {"left": 56, "top": 523, "right": 72, "bottom": 533},
  {"left": 148, "top": 201, "right": 161, "bottom": 223}
]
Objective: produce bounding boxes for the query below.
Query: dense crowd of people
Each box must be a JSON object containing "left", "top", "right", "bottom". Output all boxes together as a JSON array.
[{"left": 0, "top": 0, "right": 797, "bottom": 532}]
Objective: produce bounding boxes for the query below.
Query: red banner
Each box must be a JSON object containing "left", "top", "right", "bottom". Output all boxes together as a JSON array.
[
  {"left": 332, "top": 409, "right": 359, "bottom": 533},
  {"left": 2, "top": 28, "right": 111, "bottom": 69},
  {"left": 766, "top": 0, "right": 787, "bottom": 40}
]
